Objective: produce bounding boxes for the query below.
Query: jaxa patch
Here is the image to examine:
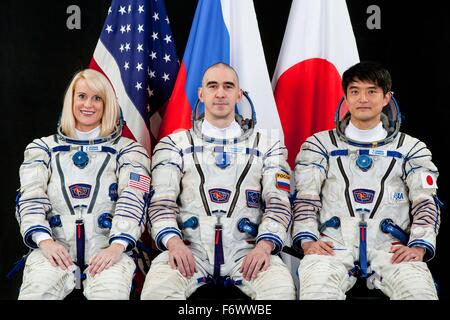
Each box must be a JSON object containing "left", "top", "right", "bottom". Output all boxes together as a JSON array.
[
  {"left": 421, "top": 172, "right": 438, "bottom": 189},
  {"left": 209, "top": 188, "right": 231, "bottom": 203},
  {"left": 352, "top": 189, "right": 375, "bottom": 204},
  {"left": 246, "top": 190, "right": 261, "bottom": 208},
  {"left": 69, "top": 184, "right": 92, "bottom": 199},
  {"left": 391, "top": 191, "right": 406, "bottom": 202},
  {"left": 275, "top": 172, "right": 290, "bottom": 192}
]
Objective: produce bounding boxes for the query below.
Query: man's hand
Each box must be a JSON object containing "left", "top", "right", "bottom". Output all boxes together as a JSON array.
[
  {"left": 39, "top": 239, "right": 73, "bottom": 270},
  {"left": 240, "top": 240, "right": 272, "bottom": 281},
  {"left": 302, "top": 241, "right": 335, "bottom": 255},
  {"left": 390, "top": 245, "right": 425, "bottom": 264},
  {"left": 167, "top": 237, "right": 197, "bottom": 278},
  {"left": 88, "top": 243, "right": 125, "bottom": 276}
]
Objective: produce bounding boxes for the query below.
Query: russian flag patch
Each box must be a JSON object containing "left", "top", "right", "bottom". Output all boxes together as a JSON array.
[{"left": 275, "top": 172, "right": 290, "bottom": 192}]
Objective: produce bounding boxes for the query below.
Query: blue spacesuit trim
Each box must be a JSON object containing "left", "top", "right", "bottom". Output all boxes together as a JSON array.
[
  {"left": 24, "top": 226, "right": 52, "bottom": 249},
  {"left": 408, "top": 239, "right": 435, "bottom": 262},
  {"left": 292, "top": 232, "right": 318, "bottom": 249},
  {"left": 330, "top": 149, "right": 403, "bottom": 158},
  {"left": 155, "top": 227, "right": 183, "bottom": 251},
  {"left": 52, "top": 145, "right": 117, "bottom": 154},
  {"left": 256, "top": 233, "right": 283, "bottom": 255},
  {"left": 109, "top": 233, "right": 136, "bottom": 251}
]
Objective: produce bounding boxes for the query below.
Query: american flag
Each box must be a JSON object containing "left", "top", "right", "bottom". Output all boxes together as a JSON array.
[
  {"left": 129, "top": 172, "right": 151, "bottom": 193},
  {"left": 90, "top": 0, "right": 179, "bottom": 154}
]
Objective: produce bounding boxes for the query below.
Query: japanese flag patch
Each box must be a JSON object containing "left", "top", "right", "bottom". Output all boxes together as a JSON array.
[
  {"left": 276, "top": 172, "right": 290, "bottom": 192},
  {"left": 421, "top": 172, "right": 437, "bottom": 189},
  {"left": 128, "top": 172, "right": 151, "bottom": 193}
]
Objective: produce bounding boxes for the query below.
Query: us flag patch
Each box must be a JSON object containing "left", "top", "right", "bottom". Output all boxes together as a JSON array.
[{"left": 128, "top": 172, "right": 151, "bottom": 193}]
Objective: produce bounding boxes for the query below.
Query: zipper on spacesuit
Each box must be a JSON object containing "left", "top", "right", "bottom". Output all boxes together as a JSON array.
[
  {"left": 74, "top": 205, "right": 87, "bottom": 289},
  {"left": 354, "top": 209, "right": 374, "bottom": 279},
  {"left": 359, "top": 220, "right": 369, "bottom": 277},
  {"left": 213, "top": 223, "right": 224, "bottom": 280}
]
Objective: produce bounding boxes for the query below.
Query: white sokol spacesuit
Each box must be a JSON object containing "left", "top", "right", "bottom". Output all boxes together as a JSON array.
[
  {"left": 292, "top": 98, "right": 441, "bottom": 300},
  {"left": 141, "top": 97, "right": 296, "bottom": 300},
  {"left": 16, "top": 124, "right": 150, "bottom": 300}
]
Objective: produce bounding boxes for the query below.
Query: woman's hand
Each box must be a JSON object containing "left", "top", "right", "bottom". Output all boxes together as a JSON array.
[
  {"left": 39, "top": 239, "right": 73, "bottom": 270},
  {"left": 87, "top": 243, "right": 125, "bottom": 276}
]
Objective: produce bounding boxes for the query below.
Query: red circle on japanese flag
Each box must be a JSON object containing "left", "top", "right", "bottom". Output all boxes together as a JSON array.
[
  {"left": 426, "top": 175, "right": 434, "bottom": 185},
  {"left": 273, "top": 58, "right": 343, "bottom": 168}
]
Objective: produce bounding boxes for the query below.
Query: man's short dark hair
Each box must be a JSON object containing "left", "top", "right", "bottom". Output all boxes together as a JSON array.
[
  {"left": 342, "top": 61, "right": 392, "bottom": 95},
  {"left": 201, "top": 62, "right": 239, "bottom": 86}
]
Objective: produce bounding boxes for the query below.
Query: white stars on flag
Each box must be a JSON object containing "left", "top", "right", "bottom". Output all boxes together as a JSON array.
[
  {"left": 119, "top": 6, "right": 126, "bottom": 15},
  {"left": 96, "top": 0, "right": 179, "bottom": 146}
]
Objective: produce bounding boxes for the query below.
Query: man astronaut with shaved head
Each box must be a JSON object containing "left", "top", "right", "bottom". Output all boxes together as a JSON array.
[{"left": 141, "top": 62, "right": 295, "bottom": 300}]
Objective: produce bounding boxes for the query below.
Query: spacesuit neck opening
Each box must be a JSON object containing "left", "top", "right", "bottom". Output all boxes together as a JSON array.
[
  {"left": 335, "top": 96, "right": 401, "bottom": 147},
  {"left": 57, "top": 107, "right": 125, "bottom": 145},
  {"left": 193, "top": 115, "right": 255, "bottom": 144},
  {"left": 192, "top": 91, "right": 257, "bottom": 144},
  {"left": 57, "top": 122, "right": 123, "bottom": 145}
]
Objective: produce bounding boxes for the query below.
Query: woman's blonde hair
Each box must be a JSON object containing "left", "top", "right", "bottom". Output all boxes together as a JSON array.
[{"left": 60, "top": 69, "right": 120, "bottom": 138}]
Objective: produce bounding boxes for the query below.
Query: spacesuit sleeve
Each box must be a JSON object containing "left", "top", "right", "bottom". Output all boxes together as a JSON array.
[
  {"left": 257, "top": 138, "right": 292, "bottom": 255},
  {"left": 109, "top": 140, "right": 151, "bottom": 251},
  {"left": 403, "top": 138, "right": 440, "bottom": 261},
  {"left": 147, "top": 135, "right": 183, "bottom": 251},
  {"left": 16, "top": 138, "right": 53, "bottom": 249},
  {"left": 292, "top": 135, "right": 328, "bottom": 248}
]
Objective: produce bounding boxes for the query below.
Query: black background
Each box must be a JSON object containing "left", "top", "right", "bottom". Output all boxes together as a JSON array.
[{"left": 1, "top": 0, "right": 449, "bottom": 300}]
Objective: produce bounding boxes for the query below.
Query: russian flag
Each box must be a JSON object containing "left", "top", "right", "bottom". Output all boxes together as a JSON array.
[
  {"left": 272, "top": 0, "right": 359, "bottom": 168},
  {"left": 158, "top": 0, "right": 282, "bottom": 140}
]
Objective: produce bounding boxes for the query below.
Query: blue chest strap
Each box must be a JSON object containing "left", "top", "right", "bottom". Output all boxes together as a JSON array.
[
  {"left": 184, "top": 146, "right": 262, "bottom": 157},
  {"left": 52, "top": 145, "right": 117, "bottom": 154},
  {"left": 330, "top": 149, "right": 402, "bottom": 159}
]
